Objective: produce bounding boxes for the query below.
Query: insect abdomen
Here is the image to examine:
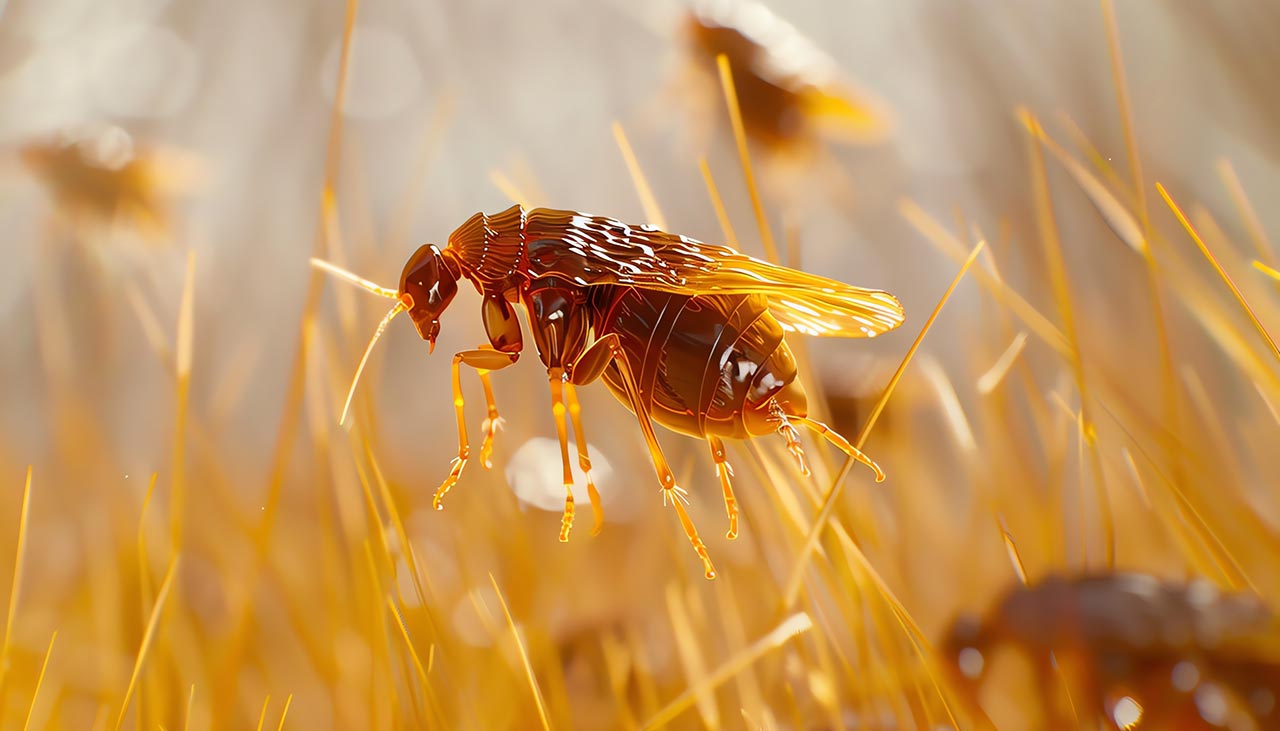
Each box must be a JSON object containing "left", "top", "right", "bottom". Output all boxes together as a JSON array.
[{"left": 595, "top": 288, "right": 803, "bottom": 439}]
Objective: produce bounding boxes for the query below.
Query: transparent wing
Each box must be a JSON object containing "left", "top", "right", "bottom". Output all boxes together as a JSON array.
[{"left": 523, "top": 208, "right": 905, "bottom": 338}]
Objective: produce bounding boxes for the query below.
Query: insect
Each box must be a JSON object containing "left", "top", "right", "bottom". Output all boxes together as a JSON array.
[
  {"left": 681, "top": 0, "right": 891, "bottom": 155},
  {"left": 313, "top": 205, "right": 903, "bottom": 578},
  {"left": 17, "top": 127, "right": 203, "bottom": 240},
  {"left": 943, "top": 574, "right": 1280, "bottom": 729}
]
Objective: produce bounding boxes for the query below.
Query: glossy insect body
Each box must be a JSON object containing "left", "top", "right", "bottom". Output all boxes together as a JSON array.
[
  {"left": 315, "top": 205, "right": 904, "bottom": 578},
  {"left": 593, "top": 288, "right": 801, "bottom": 440},
  {"left": 944, "top": 574, "right": 1280, "bottom": 729}
]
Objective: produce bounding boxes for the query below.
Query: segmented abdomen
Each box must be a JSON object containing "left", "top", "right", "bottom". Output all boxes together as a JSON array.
[{"left": 594, "top": 287, "right": 797, "bottom": 439}]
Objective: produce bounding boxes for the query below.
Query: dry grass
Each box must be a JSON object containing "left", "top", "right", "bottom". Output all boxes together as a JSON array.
[{"left": 1, "top": 0, "right": 1277, "bottom": 729}]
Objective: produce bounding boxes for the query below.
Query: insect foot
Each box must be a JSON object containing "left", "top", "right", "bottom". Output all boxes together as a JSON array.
[{"left": 433, "top": 449, "right": 469, "bottom": 510}]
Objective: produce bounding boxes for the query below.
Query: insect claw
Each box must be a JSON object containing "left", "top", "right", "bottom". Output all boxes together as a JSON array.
[
  {"left": 788, "top": 441, "right": 812, "bottom": 476},
  {"left": 479, "top": 416, "right": 504, "bottom": 469},
  {"left": 433, "top": 452, "right": 469, "bottom": 510},
  {"left": 559, "top": 490, "right": 575, "bottom": 542}
]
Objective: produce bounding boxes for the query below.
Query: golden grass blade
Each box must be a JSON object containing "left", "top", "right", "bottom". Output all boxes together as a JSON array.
[
  {"left": 611, "top": 121, "right": 667, "bottom": 230},
  {"left": 137, "top": 473, "right": 159, "bottom": 618},
  {"left": 1000, "top": 526, "right": 1030, "bottom": 585},
  {"left": 665, "top": 585, "right": 718, "bottom": 728},
  {"left": 1218, "top": 158, "right": 1276, "bottom": 263},
  {"left": 0, "top": 466, "right": 33, "bottom": 700},
  {"left": 385, "top": 599, "right": 433, "bottom": 717},
  {"left": 717, "top": 53, "right": 778, "bottom": 263},
  {"left": 169, "top": 251, "right": 196, "bottom": 550},
  {"left": 183, "top": 685, "right": 194, "bottom": 731},
  {"left": 1253, "top": 260, "right": 1280, "bottom": 283},
  {"left": 255, "top": 696, "right": 270, "bottom": 731},
  {"left": 1100, "top": 0, "right": 1150, "bottom": 235},
  {"left": 309, "top": 258, "right": 400, "bottom": 300},
  {"left": 489, "top": 169, "right": 532, "bottom": 208},
  {"left": 900, "top": 199, "right": 1073, "bottom": 357},
  {"left": 22, "top": 630, "right": 56, "bottom": 731},
  {"left": 921, "top": 357, "right": 977, "bottom": 454},
  {"left": 1025, "top": 121, "right": 1146, "bottom": 255},
  {"left": 977, "top": 331, "right": 1029, "bottom": 394},
  {"left": 276, "top": 694, "right": 293, "bottom": 731},
  {"left": 176, "top": 249, "right": 196, "bottom": 381},
  {"left": 640, "top": 613, "right": 812, "bottom": 731},
  {"left": 1102, "top": 404, "right": 1257, "bottom": 592},
  {"left": 825, "top": 520, "right": 965, "bottom": 729},
  {"left": 361, "top": 439, "right": 431, "bottom": 611},
  {"left": 115, "top": 555, "right": 180, "bottom": 731},
  {"left": 1158, "top": 183, "right": 1280, "bottom": 365},
  {"left": 123, "top": 284, "right": 175, "bottom": 368},
  {"left": 488, "top": 574, "right": 553, "bottom": 731},
  {"left": 698, "top": 158, "right": 739, "bottom": 248},
  {"left": 1022, "top": 108, "right": 1114, "bottom": 568},
  {"left": 782, "top": 239, "right": 984, "bottom": 607},
  {"left": 340, "top": 301, "right": 406, "bottom": 425},
  {"left": 388, "top": 90, "right": 456, "bottom": 247},
  {"left": 320, "top": 187, "right": 361, "bottom": 340}
]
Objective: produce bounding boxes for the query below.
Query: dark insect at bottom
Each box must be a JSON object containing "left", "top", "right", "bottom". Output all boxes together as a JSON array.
[
  {"left": 943, "top": 573, "right": 1280, "bottom": 729},
  {"left": 313, "top": 205, "right": 905, "bottom": 578}
]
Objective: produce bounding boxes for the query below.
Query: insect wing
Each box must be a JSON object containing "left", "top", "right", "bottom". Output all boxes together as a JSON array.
[{"left": 526, "top": 210, "right": 904, "bottom": 338}]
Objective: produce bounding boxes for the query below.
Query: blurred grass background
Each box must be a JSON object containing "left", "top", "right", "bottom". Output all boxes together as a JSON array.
[{"left": 1, "top": 0, "right": 1279, "bottom": 728}]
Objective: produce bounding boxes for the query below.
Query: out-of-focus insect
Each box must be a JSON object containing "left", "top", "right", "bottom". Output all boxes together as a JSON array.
[
  {"left": 680, "top": 0, "right": 891, "bottom": 155},
  {"left": 943, "top": 574, "right": 1280, "bottom": 730},
  {"left": 15, "top": 127, "right": 204, "bottom": 240},
  {"left": 313, "top": 205, "right": 903, "bottom": 578}
]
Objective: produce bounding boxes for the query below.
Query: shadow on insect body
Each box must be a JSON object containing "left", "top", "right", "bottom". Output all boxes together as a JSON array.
[
  {"left": 314, "top": 204, "right": 904, "bottom": 579},
  {"left": 943, "top": 573, "right": 1280, "bottom": 730}
]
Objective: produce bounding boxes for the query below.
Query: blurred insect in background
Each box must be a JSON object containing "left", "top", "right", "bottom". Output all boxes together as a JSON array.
[
  {"left": 314, "top": 205, "right": 903, "bottom": 578},
  {"left": 15, "top": 126, "right": 205, "bottom": 242},
  {"left": 678, "top": 0, "right": 892, "bottom": 157},
  {"left": 943, "top": 574, "right": 1280, "bottom": 730}
]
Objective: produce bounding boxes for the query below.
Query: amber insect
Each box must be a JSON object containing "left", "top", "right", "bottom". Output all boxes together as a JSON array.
[
  {"left": 943, "top": 574, "right": 1280, "bottom": 729},
  {"left": 18, "top": 128, "right": 204, "bottom": 240},
  {"left": 682, "top": 0, "right": 891, "bottom": 154},
  {"left": 314, "top": 205, "right": 903, "bottom": 578}
]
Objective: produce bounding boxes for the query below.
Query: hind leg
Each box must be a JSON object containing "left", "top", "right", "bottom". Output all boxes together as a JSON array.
[
  {"left": 794, "top": 416, "right": 885, "bottom": 482},
  {"left": 706, "top": 436, "right": 739, "bottom": 540},
  {"left": 768, "top": 398, "right": 812, "bottom": 476},
  {"left": 571, "top": 334, "right": 717, "bottom": 579}
]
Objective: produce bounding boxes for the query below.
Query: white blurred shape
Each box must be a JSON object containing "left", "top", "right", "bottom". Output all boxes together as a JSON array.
[
  {"left": 957, "top": 647, "right": 984, "bottom": 679},
  {"left": 321, "top": 27, "right": 422, "bottom": 120},
  {"left": 92, "top": 25, "right": 199, "bottom": 118},
  {"left": 86, "top": 125, "right": 135, "bottom": 170},
  {"left": 1112, "top": 696, "right": 1142, "bottom": 729},
  {"left": 506, "top": 436, "right": 626, "bottom": 518}
]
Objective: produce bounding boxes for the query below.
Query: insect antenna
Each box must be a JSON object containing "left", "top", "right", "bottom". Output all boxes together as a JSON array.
[
  {"left": 310, "top": 257, "right": 401, "bottom": 300},
  {"left": 309, "top": 258, "right": 408, "bottom": 425},
  {"left": 339, "top": 299, "right": 407, "bottom": 425}
]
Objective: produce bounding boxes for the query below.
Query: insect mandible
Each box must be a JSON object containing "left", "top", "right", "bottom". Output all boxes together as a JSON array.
[{"left": 314, "top": 205, "right": 904, "bottom": 578}]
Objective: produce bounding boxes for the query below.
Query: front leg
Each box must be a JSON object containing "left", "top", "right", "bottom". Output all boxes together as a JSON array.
[{"left": 433, "top": 347, "right": 519, "bottom": 510}]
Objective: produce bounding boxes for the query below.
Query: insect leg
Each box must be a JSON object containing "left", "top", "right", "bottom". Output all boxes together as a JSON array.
[
  {"left": 563, "top": 383, "right": 605, "bottom": 536},
  {"left": 433, "top": 348, "right": 519, "bottom": 511},
  {"left": 706, "top": 436, "right": 739, "bottom": 540},
  {"left": 547, "top": 371, "right": 579, "bottom": 542},
  {"left": 794, "top": 416, "right": 885, "bottom": 482},
  {"left": 768, "top": 399, "right": 812, "bottom": 476},
  {"left": 477, "top": 366, "right": 503, "bottom": 470},
  {"left": 572, "top": 334, "right": 717, "bottom": 579}
]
